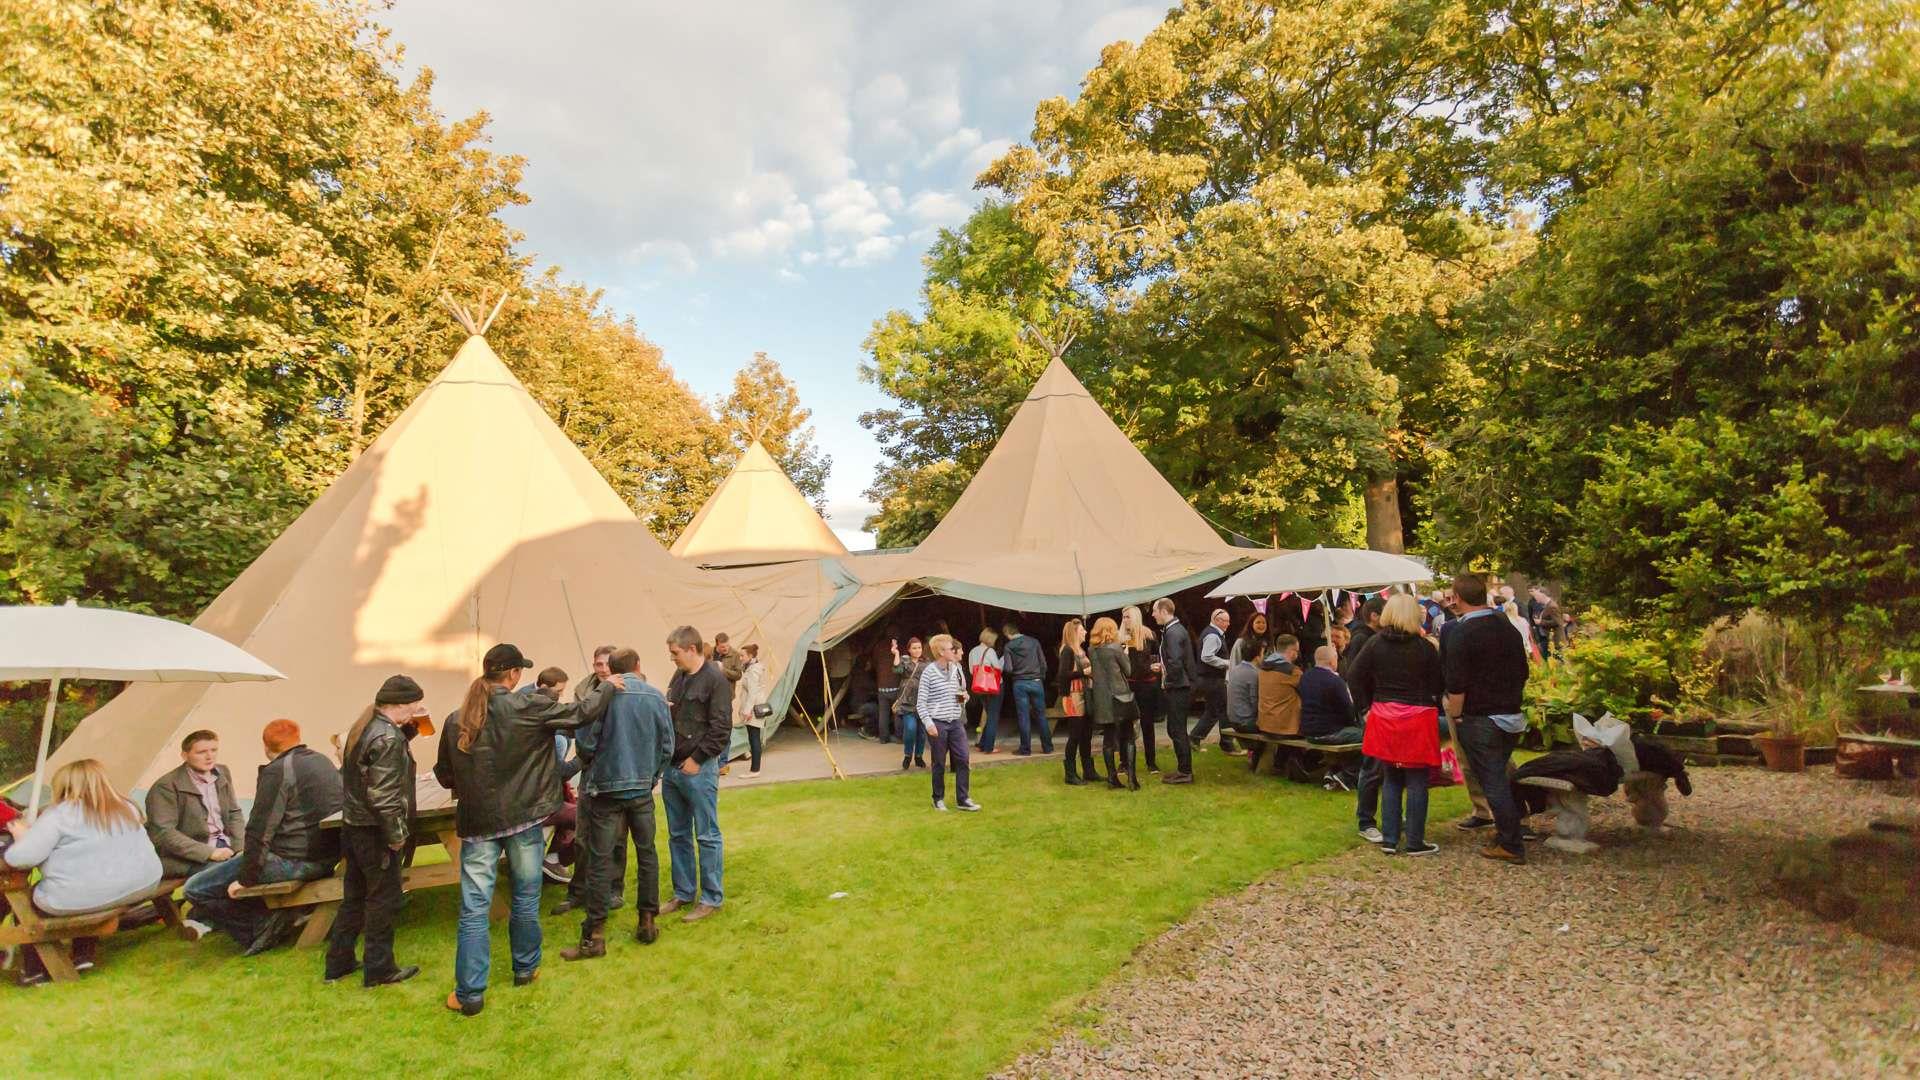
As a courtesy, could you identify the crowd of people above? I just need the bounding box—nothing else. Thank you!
[0,626,744,1009]
[1,575,1562,992]
[852,574,1546,862]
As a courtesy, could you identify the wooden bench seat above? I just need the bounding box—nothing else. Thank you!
[1235,730,1365,783]
[1518,770,1671,854]
[1,875,189,984]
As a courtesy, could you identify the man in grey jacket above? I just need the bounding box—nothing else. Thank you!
[145,730,246,879]
[1152,598,1197,783]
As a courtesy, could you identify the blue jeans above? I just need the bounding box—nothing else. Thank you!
[1380,765,1430,850]
[1455,716,1524,855]
[183,852,332,946]
[974,692,1002,751]
[663,757,723,907]
[1010,678,1050,753]
[454,826,545,1004]
[899,710,925,759]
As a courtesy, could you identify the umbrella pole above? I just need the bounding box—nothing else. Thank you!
[27,675,61,822]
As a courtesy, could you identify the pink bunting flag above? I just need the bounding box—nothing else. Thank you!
[1252,597,1267,615]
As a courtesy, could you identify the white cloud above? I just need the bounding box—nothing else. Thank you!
[376,0,1157,274]
[814,179,894,239]
[841,235,902,266]
[907,190,973,227]
[627,240,697,275]
[711,180,815,258]
[921,126,982,166]
[1080,6,1166,56]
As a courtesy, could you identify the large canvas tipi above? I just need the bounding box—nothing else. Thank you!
[819,357,1262,643]
[48,335,831,798]
[671,441,847,567]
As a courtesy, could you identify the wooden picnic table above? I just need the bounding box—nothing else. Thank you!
[236,803,497,948]
[0,868,188,983]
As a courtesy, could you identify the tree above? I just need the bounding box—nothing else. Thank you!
[0,0,523,615]
[718,353,831,509]
[978,0,1525,550]
[1428,0,1920,662]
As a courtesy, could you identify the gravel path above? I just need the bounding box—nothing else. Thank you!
[1000,767,1920,1079]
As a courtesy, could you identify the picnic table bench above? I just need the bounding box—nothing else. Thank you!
[1,869,189,983]
[1517,770,1672,854]
[233,803,502,948]
[1834,732,1920,780]
[1234,731,1365,783]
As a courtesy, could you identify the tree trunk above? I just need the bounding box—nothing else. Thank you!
[1363,473,1404,553]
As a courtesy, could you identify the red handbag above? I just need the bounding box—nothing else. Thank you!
[970,663,1001,695]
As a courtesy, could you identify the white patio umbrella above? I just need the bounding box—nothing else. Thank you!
[1206,545,1435,598]
[0,602,282,820]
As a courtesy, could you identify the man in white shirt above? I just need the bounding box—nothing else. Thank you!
[918,635,982,812]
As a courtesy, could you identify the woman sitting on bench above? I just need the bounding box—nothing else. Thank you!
[4,759,163,984]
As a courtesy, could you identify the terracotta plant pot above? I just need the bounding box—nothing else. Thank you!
[1755,734,1807,773]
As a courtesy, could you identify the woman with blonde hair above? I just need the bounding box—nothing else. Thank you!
[3,759,163,983]
[1345,594,1444,856]
[1057,618,1097,784]
[969,627,1005,753]
[1119,606,1162,773]
[1088,617,1137,790]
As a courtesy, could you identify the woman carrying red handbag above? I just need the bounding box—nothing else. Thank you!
[968,628,1005,753]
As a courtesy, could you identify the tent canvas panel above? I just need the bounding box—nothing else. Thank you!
[47,337,827,798]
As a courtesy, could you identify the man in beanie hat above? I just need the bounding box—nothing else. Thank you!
[433,643,617,1016]
[326,674,429,987]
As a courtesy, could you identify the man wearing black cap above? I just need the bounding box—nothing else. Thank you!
[327,674,429,988]
[433,643,616,1017]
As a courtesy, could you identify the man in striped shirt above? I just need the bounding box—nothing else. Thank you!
[917,635,982,812]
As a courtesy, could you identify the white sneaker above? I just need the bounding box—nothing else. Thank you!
[747,769,761,778]
[181,918,213,942]
[933,799,948,811]
[1358,827,1386,845]
[956,799,982,812]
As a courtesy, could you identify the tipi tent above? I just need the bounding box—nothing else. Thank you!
[47,336,832,798]
[672,441,847,567]
[817,358,1264,644]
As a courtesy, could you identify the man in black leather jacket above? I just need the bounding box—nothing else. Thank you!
[326,674,429,987]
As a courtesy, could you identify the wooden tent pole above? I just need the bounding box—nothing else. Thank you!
[814,648,847,780]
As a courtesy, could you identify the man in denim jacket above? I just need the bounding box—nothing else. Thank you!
[562,647,675,959]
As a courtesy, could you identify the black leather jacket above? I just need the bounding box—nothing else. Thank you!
[239,745,343,886]
[433,680,614,839]
[341,714,417,849]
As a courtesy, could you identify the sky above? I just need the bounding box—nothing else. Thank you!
[375,0,1170,548]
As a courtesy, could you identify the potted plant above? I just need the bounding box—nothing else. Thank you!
[1754,703,1807,772]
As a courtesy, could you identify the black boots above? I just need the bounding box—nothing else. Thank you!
[1102,746,1125,789]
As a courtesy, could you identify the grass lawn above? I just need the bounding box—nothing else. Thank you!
[11,750,1464,1078]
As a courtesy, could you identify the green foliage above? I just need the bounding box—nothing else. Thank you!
[974,0,1535,549]
[1428,0,1920,663]
[1,0,783,607]
[858,203,1066,544]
